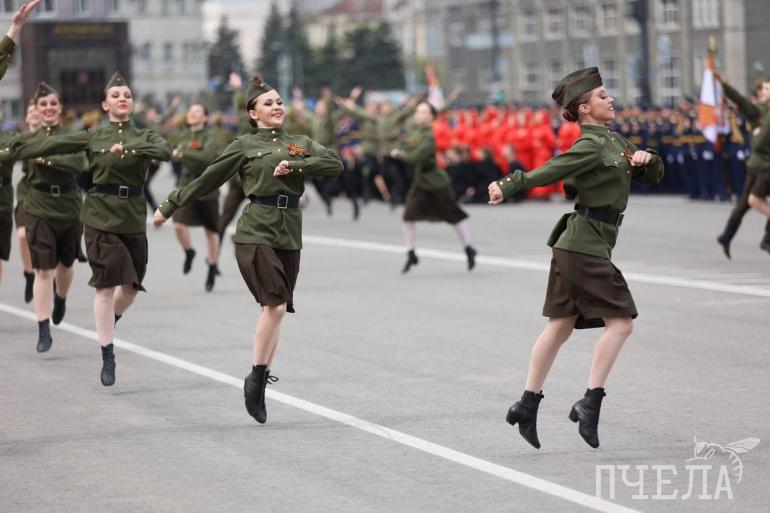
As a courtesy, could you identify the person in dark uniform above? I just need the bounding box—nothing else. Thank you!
[170,103,226,291]
[1,72,172,386]
[13,101,39,303]
[4,83,88,352]
[0,0,40,82]
[488,68,664,449]
[716,74,770,257]
[390,101,477,273]
[154,75,343,424]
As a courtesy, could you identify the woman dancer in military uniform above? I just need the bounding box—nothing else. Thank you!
[154,75,342,423]
[488,68,664,449]
[5,83,88,352]
[390,101,476,273]
[2,72,171,386]
[16,101,41,303]
[170,103,225,291]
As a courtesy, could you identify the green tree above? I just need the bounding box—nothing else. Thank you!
[309,34,341,96]
[256,2,282,81]
[339,22,404,92]
[208,16,245,110]
[286,2,315,90]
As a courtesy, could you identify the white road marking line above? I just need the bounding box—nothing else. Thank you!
[0,302,639,513]
[302,235,770,299]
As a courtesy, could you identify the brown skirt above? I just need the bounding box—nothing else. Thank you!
[172,198,220,232]
[25,213,84,270]
[14,202,26,228]
[543,248,637,329]
[235,243,300,313]
[0,211,11,261]
[403,185,468,224]
[83,226,148,291]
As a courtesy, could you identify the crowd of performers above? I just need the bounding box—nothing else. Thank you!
[2,1,769,450]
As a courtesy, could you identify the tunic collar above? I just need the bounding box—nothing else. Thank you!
[579,123,613,135]
[109,119,133,130]
[253,126,286,142]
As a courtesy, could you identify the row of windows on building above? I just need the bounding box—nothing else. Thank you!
[0,0,198,16]
[135,40,205,64]
[443,0,721,46]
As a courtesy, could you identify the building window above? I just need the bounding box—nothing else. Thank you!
[598,2,618,34]
[602,58,619,96]
[176,0,185,15]
[544,8,564,38]
[74,0,89,14]
[2,0,14,13]
[137,0,146,14]
[659,52,681,105]
[521,61,540,90]
[571,5,591,36]
[160,0,169,15]
[139,42,151,61]
[657,0,679,28]
[449,20,464,47]
[520,10,537,40]
[163,42,173,63]
[109,0,119,12]
[693,0,719,28]
[549,59,562,90]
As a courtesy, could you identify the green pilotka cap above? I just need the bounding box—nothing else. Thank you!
[104,71,129,91]
[245,73,274,107]
[551,67,603,107]
[33,81,59,101]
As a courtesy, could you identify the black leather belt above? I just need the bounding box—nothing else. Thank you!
[32,182,77,197]
[575,204,624,227]
[249,194,300,209]
[92,184,144,198]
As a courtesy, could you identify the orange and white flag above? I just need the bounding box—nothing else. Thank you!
[697,53,729,144]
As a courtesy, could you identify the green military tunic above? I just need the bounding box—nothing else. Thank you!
[722,82,770,171]
[159,127,342,249]
[340,103,415,158]
[0,131,16,213]
[16,159,31,215]
[0,35,15,81]
[174,127,225,202]
[393,125,450,190]
[497,124,664,259]
[18,125,87,221]
[1,120,172,233]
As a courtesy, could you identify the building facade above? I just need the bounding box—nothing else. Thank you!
[0,0,206,119]
[383,0,769,106]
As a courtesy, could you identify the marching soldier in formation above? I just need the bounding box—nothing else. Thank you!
[16,101,41,303]
[154,75,342,424]
[2,72,172,386]
[488,68,663,449]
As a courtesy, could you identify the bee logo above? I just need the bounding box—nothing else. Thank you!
[686,436,760,484]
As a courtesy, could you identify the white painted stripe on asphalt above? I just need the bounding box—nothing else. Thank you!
[0,302,639,513]
[301,234,770,298]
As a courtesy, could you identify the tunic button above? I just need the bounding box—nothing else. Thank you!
[101,149,106,153]
[257,152,261,156]
[272,138,277,142]
[506,177,511,181]
[498,181,503,185]
[614,161,618,165]
[132,150,136,154]
[118,130,123,134]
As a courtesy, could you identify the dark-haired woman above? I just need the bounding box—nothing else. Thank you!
[391,101,476,273]
[8,83,88,352]
[1,72,172,386]
[16,101,41,303]
[170,103,225,291]
[488,68,664,449]
[154,76,342,424]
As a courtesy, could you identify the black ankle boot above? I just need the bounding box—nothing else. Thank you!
[569,387,606,448]
[465,245,477,271]
[760,220,770,254]
[402,250,419,274]
[244,365,269,423]
[100,344,116,387]
[506,390,544,449]
[24,271,34,303]
[183,248,196,274]
[36,319,52,353]
[52,294,67,325]
[352,199,360,221]
[205,262,220,292]
[717,218,741,259]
